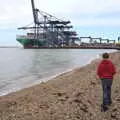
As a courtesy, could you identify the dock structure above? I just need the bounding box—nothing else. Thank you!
[118,37,120,42]
[108,40,116,44]
[91,37,102,43]
[78,36,120,50]
[16,0,120,50]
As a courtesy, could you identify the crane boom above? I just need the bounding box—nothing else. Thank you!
[31,0,39,24]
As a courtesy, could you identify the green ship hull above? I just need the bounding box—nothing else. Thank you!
[16,37,47,48]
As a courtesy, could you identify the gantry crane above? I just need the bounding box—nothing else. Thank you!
[17,0,79,47]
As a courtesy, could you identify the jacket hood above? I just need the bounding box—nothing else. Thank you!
[101,59,111,64]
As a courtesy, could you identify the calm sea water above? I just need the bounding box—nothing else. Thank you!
[0,48,116,96]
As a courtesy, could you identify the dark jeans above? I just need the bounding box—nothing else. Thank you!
[101,78,113,106]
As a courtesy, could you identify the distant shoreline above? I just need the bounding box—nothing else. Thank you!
[0,46,21,48]
[0,46,119,50]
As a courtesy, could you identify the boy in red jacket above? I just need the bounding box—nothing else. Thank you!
[97,53,116,112]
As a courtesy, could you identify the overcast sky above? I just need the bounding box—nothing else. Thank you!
[0,0,120,45]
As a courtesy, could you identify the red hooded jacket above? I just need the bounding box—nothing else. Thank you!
[97,59,116,79]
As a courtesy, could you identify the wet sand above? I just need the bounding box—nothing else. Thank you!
[0,51,120,120]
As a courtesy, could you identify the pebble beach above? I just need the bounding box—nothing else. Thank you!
[0,51,120,120]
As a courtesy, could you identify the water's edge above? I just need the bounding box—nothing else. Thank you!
[0,49,117,96]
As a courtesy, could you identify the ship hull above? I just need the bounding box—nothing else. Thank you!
[16,37,47,48]
[16,38,120,50]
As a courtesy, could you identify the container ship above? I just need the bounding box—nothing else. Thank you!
[16,0,80,49]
